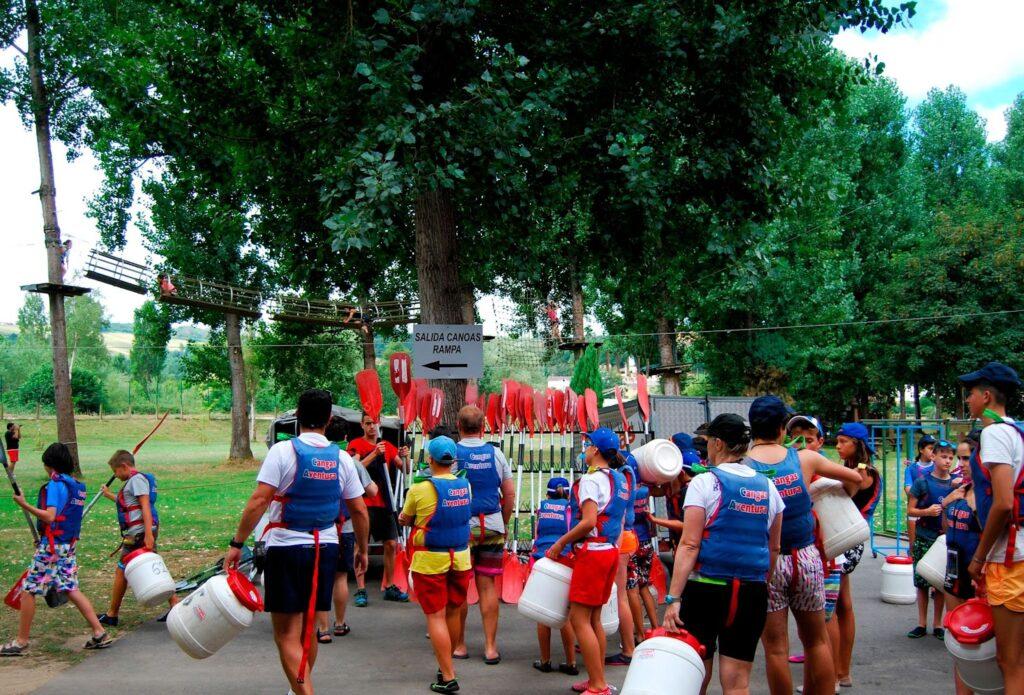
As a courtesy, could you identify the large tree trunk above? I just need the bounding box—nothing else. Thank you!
[361,324,376,371]
[225,312,254,460]
[415,189,465,427]
[913,383,922,420]
[570,267,585,342]
[657,313,680,396]
[26,0,79,474]
[461,285,476,325]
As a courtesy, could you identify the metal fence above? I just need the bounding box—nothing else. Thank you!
[649,395,758,439]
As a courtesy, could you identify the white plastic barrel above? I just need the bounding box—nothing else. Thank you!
[602,582,619,635]
[621,629,707,695]
[123,549,176,607]
[944,599,1004,694]
[167,571,264,659]
[916,534,948,593]
[880,555,916,604]
[517,558,572,629]
[809,477,870,559]
[632,439,683,485]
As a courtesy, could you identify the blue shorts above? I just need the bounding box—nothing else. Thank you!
[264,544,339,614]
[337,532,356,575]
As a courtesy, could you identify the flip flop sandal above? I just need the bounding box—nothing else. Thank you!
[483,653,501,665]
[452,652,470,660]
[572,680,591,693]
[532,660,553,672]
[317,630,333,644]
[333,623,350,637]
[84,632,113,650]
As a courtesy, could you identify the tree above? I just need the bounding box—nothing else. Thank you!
[65,294,110,373]
[17,294,49,343]
[19,364,106,413]
[130,301,171,400]
[569,344,603,400]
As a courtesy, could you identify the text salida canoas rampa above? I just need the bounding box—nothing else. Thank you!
[416,330,482,355]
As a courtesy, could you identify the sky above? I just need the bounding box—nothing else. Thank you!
[2,0,1023,328]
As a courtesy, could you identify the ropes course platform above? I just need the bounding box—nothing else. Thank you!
[85,249,151,294]
[159,275,263,319]
[270,295,419,329]
[21,282,91,297]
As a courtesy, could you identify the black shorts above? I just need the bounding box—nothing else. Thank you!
[368,507,399,542]
[264,544,340,614]
[337,532,355,575]
[679,579,769,662]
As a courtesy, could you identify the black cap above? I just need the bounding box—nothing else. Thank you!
[749,395,794,429]
[705,414,751,447]
[958,362,1022,391]
[917,434,937,451]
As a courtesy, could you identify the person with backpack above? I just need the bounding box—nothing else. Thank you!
[2,443,111,656]
[960,362,1024,693]
[97,450,178,625]
[529,476,578,677]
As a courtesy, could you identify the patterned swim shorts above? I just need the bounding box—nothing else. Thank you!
[627,540,655,589]
[23,542,79,595]
[470,531,505,577]
[768,545,825,613]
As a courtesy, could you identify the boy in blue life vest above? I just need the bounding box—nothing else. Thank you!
[960,362,1024,693]
[905,435,937,548]
[97,449,178,625]
[907,439,957,639]
[2,443,112,656]
[399,436,473,694]
[530,476,578,677]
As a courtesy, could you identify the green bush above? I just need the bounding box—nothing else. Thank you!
[17,365,107,413]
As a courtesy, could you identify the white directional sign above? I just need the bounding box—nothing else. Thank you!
[412,324,484,379]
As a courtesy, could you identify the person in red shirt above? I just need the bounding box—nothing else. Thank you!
[348,412,409,605]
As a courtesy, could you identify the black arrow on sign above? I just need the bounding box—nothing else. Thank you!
[424,361,468,371]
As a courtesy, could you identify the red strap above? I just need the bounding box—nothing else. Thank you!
[476,513,487,541]
[724,578,741,628]
[789,549,801,594]
[296,528,320,684]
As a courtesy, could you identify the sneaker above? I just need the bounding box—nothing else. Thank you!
[84,632,113,650]
[604,652,632,666]
[97,613,119,627]
[383,585,410,602]
[906,626,927,639]
[354,589,368,607]
[933,627,945,640]
[430,677,460,693]
[0,640,28,657]
[558,663,580,676]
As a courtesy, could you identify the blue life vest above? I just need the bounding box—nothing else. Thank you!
[632,485,652,542]
[532,498,572,560]
[914,474,956,534]
[273,439,343,533]
[570,468,629,546]
[116,470,159,532]
[457,443,502,517]
[944,493,981,563]
[620,455,637,529]
[37,474,86,547]
[970,422,1024,566]
[748,448,815,552]
[422,476,472,552]
[697,468,771,582]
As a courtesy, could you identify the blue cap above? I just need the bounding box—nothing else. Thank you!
[787,415,824,438]
[681,449,702,472]
[426,436,458,463]
[958,362,1022,391]
[547,477,570,493]
[837,422,875,455]
[671,432,694,453]
[749,395,794,430]
[584,427,620,452]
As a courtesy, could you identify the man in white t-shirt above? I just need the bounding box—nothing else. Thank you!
[225,389,369,695]
[960,362,1024,693]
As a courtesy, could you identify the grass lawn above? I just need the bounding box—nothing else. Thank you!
[0,417,266,667]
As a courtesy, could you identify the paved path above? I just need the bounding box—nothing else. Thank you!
[34,555,954,694]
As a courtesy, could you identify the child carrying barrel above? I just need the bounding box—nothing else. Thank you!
[530,476,578,676]
[97,450,178,625]
[2,443,112,655]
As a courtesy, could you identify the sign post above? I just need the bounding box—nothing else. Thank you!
[413,324,484,380]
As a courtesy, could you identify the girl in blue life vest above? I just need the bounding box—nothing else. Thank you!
[663,413,783,695]
[530,476,579,677]
[545,428,628,695]
[2,443,111,656]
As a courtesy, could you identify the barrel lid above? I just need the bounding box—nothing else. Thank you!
[122,548,152,566]
[643,627,707,658]
[885,555,913,565]
[943,598,994,644]
[226,570,264,612]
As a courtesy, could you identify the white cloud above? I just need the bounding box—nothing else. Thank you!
[834,0,1024,103]
[977,103,1011,142]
